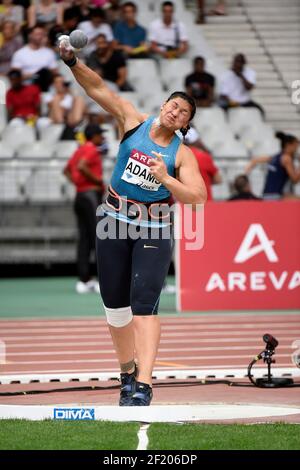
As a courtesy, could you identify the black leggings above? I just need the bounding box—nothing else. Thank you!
[96,214,172,315]
[74,191,102,282]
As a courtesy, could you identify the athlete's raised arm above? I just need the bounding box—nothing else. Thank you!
[59,42,145,137]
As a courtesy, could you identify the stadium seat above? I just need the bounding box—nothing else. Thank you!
[192,107,227,133]
[54,141,79,159]
[228,108,263,136]
[213,139,249,158]
[17,142,55,159]
[199,122,235,150]
[134,79,164,108]
[142,91,168,114]
[127,59,158,84]
[239,123,275,151]
[26,168,65,202]
[39,123,64,143]
[250,138,281,157]
[0,142,15,159]
[1,124,36,151]
[0,166,31,201]
[159,59,191,91]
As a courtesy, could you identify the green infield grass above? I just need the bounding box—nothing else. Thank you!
[0,421,299,450]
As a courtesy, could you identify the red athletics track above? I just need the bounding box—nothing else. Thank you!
[0,313,300,423]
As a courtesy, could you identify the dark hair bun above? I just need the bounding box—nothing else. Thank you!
[275,131,286,140]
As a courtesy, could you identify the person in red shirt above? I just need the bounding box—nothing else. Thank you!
[64,124,105,293]
[6,69,40,122]
[184,127,222,200]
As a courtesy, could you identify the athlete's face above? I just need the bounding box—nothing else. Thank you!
[289,139,299,157]
[159,97,192,131]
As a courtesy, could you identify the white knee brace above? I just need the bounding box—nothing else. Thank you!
[104,305,133,328]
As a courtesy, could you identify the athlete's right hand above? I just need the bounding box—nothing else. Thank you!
[58,36,75,62]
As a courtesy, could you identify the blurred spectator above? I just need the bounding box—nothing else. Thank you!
[246,132,300,200]
[63,124,105,294]
[113,2,148,59]
[27,0,64,30]
[184,127,222,201]
[6,69,40,124]
[48,7,81,49]
[11,25,58,91]
[15,1,30,7]
[78,7,113,57]
[149,1,188,59]
[73,0,92,23]
[0,0,24,33]
[86,33,133,91]
[211,1,227,15]
[196,1,227,23]
[219,53,265,118]
[185,56,215,107]
[228,174,261,201]
[104,0,121,26]
[0,20,23,76]
[39,74,86,136]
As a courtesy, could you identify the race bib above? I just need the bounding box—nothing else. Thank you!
[121,149,161,191]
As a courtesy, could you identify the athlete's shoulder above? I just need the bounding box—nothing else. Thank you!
[179,143,196,157]
[175,143,196,167]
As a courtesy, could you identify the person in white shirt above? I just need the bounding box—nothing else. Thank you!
[219,53,265,117]
[11,25,58,91]
[78,7,114,58]
[43,74,86,126]
[149,1,188,59]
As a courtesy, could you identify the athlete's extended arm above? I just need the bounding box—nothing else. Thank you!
[59,43,143,135]
[245,155,271,173]
[150,146,207,205]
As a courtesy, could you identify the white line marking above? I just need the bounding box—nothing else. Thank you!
[5,337,297,348]
[1,365,295,377]
[1,324,299,334]
[0,404,299,422]
[2,330,299,341]
[5,345,296,357]
[137,424,150,450]
[0,313,298,322]
[0,368,299,384]
[2,353,294,365]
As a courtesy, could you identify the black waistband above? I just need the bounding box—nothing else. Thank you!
[106,193,170,209]
[105,191,172,223]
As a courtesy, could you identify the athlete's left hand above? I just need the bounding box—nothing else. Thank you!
[149,151,168,183]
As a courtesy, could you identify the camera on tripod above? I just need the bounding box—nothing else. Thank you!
[248,333,294,388]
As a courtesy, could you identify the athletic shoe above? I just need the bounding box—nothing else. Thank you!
[76,281,90,294]
[162,284,176,294]
[128,381,153,406]
[119,364,138,406]
[76,280,99,294]
[86,279,100,293]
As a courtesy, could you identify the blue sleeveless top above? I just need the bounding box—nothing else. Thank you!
[263,152,289,196]
[110,116,181,202]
